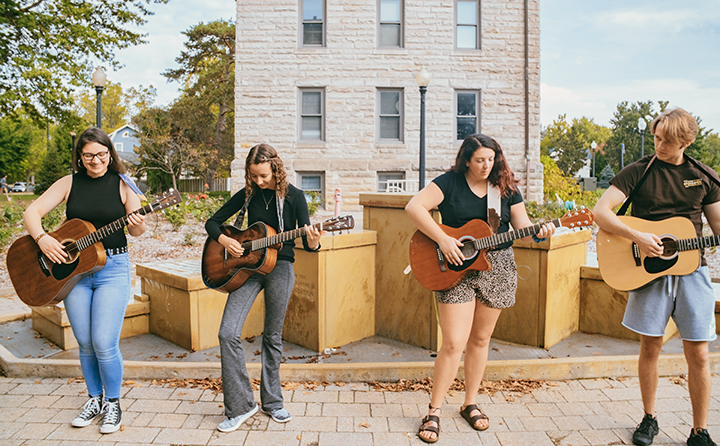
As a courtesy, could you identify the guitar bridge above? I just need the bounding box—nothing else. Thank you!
[631,243,641,267]
[435,246,447,272]
[37,252,51,277]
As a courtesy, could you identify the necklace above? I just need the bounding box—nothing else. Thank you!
[261,189,274,210]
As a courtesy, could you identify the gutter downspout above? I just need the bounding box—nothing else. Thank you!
[524,0,531,199]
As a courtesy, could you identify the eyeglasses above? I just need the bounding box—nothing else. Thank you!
[81,151,110,162]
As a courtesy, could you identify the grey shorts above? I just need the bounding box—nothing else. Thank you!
[623,266,718,341]
[435,247,517,308]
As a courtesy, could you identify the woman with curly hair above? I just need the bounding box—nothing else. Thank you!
[205,143,324,432]
[405,133,555,443]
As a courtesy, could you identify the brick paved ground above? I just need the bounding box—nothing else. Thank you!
[0,374,718,445]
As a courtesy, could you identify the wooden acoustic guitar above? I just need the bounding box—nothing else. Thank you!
[201,215,355,293]
[6,189,182,306]
[596,215,716,291]
[409,209,594,291]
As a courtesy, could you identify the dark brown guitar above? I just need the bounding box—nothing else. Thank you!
[201,215,355,293]
[6,190,182,306]
[408,209,594,291]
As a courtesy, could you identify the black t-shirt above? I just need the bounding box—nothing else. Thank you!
[432,170,523,250]
[66,171,127,250]
[205,184,314,263]
[611,155,720,265]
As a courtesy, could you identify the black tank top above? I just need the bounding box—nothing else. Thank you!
[66,171,127,250]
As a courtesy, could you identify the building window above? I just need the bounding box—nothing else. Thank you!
[301,0,324,46]
[299,88,324,142]
[377,88,403,141]
[378,0,403,48]
[378,172,405,192]
[455,0,479,49]
[115,142,124,152]
[298,171,325,204]
[455,90,480,141]
[122,131,129,137]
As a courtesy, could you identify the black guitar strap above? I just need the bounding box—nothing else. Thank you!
[685,155,720,189]
[616,155,657,216]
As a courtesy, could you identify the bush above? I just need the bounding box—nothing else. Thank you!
[306,191,324,217]
[0,202,25,249]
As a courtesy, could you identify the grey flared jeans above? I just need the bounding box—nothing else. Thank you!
[218,260,295,418]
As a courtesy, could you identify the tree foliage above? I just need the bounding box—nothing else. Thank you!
[604,101,666,173]
[598,164,615,189]
[0,0,167,123]
[0,116,33,180]
[73,81,156,132]
[541,115,611,177]
[161,19,235,183]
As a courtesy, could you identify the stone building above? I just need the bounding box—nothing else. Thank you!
[234,0,542,210]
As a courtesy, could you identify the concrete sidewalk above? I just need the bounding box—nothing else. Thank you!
[1,374,718,445]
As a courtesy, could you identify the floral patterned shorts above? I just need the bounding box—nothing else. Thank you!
[434,247,517,309]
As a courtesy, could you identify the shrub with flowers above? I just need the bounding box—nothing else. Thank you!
[163,192,230,231]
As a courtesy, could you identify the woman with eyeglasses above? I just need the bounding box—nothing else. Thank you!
[22,127,146,434]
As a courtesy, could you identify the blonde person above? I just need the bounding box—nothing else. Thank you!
[594,109,718,446]
[406,133,555,443]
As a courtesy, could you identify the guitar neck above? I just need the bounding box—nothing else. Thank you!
[677,234,720,252]
[69,203,155,253]
[250,221,325,251]
[474,218,562,250]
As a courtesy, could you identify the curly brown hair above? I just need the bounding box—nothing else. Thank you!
[244,143,288,198]
[451,133,518,197]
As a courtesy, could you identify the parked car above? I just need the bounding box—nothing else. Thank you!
[11,182,26,192]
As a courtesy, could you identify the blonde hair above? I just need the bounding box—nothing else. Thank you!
[651,108,698,147]
[243,143,288,198]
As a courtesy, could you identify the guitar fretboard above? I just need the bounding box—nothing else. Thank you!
[66,202,157,255]
[673,234,720,252]
[473,218,562,250]
[250,221,325,251]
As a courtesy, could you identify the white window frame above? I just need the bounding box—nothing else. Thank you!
[377,0,403,48]
[115,142,124,152]
[298,88,325,142]
[455,90,481,142]
[122,131,129,137]
[297,171,325,204]
[455,0,481,50]
[376,88,404,142]
[300,0,325,47]
[377,171,405,192]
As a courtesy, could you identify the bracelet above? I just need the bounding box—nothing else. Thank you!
[532,234,547,243]
[310,243,321,252]
[35,233,47,243]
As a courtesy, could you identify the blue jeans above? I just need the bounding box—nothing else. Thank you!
[64,251,130,399]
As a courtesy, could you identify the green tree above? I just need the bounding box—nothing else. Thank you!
[163,20,235,184]
[705,133,720,173]
[605,101,667,172]
[0,0,167,123]
[598,164,615,189]
[541,115,611,177]
[0,116,34,181]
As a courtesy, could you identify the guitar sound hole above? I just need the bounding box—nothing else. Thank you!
[659,236,679,259]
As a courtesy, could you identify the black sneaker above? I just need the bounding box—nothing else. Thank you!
[688,428,717,446]
[100,399,122,434]
[71,395,105,427]
[632,413,659,446]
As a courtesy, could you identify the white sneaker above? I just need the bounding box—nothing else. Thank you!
[217,404,259,432]
[71,395,105,427]
[100,399,122,434]
[260,406,292,423]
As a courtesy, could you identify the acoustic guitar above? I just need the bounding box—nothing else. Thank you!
[6,189,182,307]
[201,215,355,293]
[596,215,715,291]
[409,209,594,291]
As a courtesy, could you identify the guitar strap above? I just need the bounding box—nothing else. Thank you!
[232,189,285,232]
[119,173,147,202]
[487,183,502,234]
[616,155,657,216]
[684,155,720,189]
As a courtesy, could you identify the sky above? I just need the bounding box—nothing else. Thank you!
[110,1,720,134]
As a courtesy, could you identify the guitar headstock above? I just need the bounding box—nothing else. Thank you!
[152,188,183,212]
[322,215,355,232]
[559,208,594,229]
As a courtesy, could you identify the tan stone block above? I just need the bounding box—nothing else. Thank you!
[153,427,214,445]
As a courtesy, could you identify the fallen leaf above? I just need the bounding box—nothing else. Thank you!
[297,434,302,441]
[359,422,370,428]
[124,381,136,385]
[120,425,125,431]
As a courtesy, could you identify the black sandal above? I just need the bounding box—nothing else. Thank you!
[418,405,441,443]
[460,404,489,431]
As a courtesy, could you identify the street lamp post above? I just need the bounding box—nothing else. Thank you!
[91,67,107,129]
[416,66,431,190]
[621,143,625,168]
[638,117,647,158]
[591,140,597,177]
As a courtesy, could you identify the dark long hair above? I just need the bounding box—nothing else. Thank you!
[244,143,288,198]
[451,133,518,197]
[73,127,125,175]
